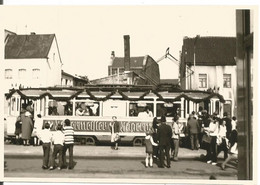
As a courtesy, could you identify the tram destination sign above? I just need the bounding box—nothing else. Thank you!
[43,119,153,133]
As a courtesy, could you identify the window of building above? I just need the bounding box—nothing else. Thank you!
[199,74,207,88]
[5,69,12,79]
[112,68,118,75]
[119,68,124,74]
[223,74,231,88]
[32,68,40,79]
[18,69,26,79]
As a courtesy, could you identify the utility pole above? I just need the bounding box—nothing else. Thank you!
[193,35,200,90]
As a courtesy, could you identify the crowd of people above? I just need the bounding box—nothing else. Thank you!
[143,110,238,170]
[13,100,237,171]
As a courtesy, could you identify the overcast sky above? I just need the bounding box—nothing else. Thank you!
[2,6,237,80]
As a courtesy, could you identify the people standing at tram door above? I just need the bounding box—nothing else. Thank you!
[21,111,33,146]
[157,116,172,168]
[26,101,34,116]
[171,116,180,161]
[109,116,120,150]
[144,128,158,168]
[187,114,200,150]
[62,119,74,169]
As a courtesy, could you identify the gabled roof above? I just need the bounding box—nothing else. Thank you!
[111,56,145,68]
[182,36,236,66]
[5,34,55,59]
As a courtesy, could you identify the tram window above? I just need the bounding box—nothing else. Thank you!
[156,102,181,117]
[48,100,73,116]
[75,101,100,116]
[129,102,154,117]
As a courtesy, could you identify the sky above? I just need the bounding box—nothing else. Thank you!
[1,6,237,80]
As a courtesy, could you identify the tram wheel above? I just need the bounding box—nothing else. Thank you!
[85,137,96,146]
[133,137,143,146]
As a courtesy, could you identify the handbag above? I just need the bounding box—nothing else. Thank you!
[114,133,121,142]
[202,134,212,143]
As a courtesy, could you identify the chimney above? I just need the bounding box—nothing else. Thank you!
[109,51,115,65]
[124,35,130,72]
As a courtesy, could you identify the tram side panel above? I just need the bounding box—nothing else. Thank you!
[42,117,153,146]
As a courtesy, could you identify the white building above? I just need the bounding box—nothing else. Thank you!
[180,36,237,117]
[4,32,63,92]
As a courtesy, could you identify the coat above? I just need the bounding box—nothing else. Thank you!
[157,123,172,146]
[21,116,33,140]
[187,117,200,134]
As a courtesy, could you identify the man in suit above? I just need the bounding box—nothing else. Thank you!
[157,116,172,168]
[187,114,200,150]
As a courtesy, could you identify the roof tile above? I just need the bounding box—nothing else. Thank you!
[5,34,55,59]
[182,37,236,66]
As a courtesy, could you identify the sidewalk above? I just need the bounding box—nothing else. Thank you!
[4,143,211,160]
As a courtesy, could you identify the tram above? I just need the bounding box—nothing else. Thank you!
[4,85,225,146]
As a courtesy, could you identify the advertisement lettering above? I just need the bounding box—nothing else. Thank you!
[43,119,152,133]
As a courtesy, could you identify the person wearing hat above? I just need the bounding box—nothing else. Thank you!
[21,111,33,146]
[157,116,172,168]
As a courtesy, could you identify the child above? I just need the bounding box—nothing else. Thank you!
[144,128,158,168]
[49,124,65,170]
[14,116,22,145]
[38,122,52,169]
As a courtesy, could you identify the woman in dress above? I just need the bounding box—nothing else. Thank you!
[21,111,33,146]
[144,128,158,168]
[109,116,120,150]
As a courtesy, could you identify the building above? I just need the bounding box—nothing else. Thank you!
[179,36,237,116]
[61,70,89,87]
[4,32,63,92]
[92,35,160,86]
[106,54,160,86]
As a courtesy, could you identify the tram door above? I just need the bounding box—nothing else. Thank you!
[102,100,127,117]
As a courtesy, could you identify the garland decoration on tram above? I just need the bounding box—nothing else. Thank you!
[86,89,117,101]
[5,88,225,103]
[68,89,84,101]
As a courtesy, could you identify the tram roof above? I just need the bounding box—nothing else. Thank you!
[6,86,225,103]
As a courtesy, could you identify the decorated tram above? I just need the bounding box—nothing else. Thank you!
[4,85,225,146]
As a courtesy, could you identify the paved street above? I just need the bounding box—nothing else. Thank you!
[4,143,238,180]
